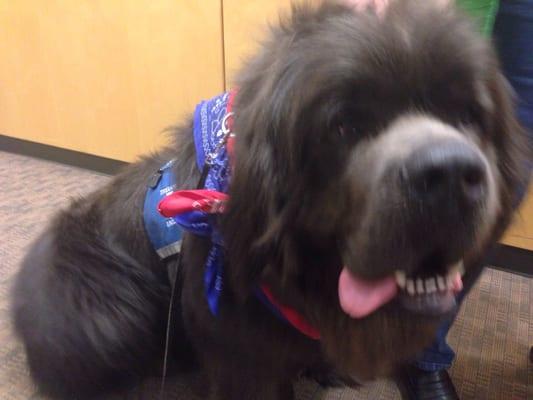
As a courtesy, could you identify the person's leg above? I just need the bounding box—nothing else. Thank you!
[396,265,483,400]
[412,287,471,371]
[412,255,494,372]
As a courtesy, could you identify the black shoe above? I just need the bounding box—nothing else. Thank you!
[395,368,460,400]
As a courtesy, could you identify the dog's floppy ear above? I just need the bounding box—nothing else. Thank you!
[221,85,297,299]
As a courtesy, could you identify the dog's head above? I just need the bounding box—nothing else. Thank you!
[223,0,529,380]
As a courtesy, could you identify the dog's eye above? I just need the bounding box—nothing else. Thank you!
[338,119,374,142]
[338,122,357,137]
[456,103,484,128]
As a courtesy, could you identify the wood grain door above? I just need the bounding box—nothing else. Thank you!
[222,0,295,86]
[0,0,224,161]
[502,189,533,250]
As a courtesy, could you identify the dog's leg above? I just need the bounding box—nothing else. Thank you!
[303,362,360,388]
[205,361,295,400]
[180,236,299,400]
[11,228,170,399]
[187,334,295,400]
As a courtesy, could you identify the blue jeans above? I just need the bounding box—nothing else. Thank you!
[415,0,533,372]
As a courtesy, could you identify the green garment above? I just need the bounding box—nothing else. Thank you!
[456,0,499,35]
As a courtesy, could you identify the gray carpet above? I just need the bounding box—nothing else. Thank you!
[0,150,531,399]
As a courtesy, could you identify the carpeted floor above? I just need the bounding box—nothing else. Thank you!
[0,150,531,399]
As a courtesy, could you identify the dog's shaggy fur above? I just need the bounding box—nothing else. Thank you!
[12,1,529,399]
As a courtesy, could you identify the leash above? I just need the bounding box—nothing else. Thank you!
[159,113,234,398]
[159,250,182,399]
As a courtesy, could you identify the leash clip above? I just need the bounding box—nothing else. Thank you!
[205,112,235,166]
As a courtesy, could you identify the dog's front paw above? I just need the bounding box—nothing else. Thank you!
[302,365,359,388]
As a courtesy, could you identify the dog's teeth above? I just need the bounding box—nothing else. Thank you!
[425,278,437,293]
[446,274,456,290]
[406,279,415,296]
[458,261,465,276]
[436,275,446,291]
[395,271,406,289]
[416,278,425,294]
[449,260,465,276]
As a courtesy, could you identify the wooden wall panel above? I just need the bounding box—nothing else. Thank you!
[502,188,533,250]
[0,1,224,161]
[222,0,294,86]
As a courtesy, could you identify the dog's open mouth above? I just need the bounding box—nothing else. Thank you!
[338,261,464,319]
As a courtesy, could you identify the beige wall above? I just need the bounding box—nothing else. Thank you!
[502,188,533,250]
[223,0,292,85]
[0,1,224,161]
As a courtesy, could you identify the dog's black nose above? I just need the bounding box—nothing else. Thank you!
[403,142,487,206]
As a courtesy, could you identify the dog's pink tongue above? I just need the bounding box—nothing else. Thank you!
[338,267,398,318]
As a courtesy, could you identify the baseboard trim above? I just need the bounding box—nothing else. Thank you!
[0,134,127,175]
[487,244,533,277]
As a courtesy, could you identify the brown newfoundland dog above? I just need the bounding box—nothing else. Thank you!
[12,1,528,399]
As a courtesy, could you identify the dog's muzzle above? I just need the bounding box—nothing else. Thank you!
[340,116,498,319]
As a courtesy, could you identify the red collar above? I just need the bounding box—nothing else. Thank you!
[260,285,321,340]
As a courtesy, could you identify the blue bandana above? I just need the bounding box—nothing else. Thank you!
[144,92,232,316]
[182,91,233,315]
[144,92,321,339]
